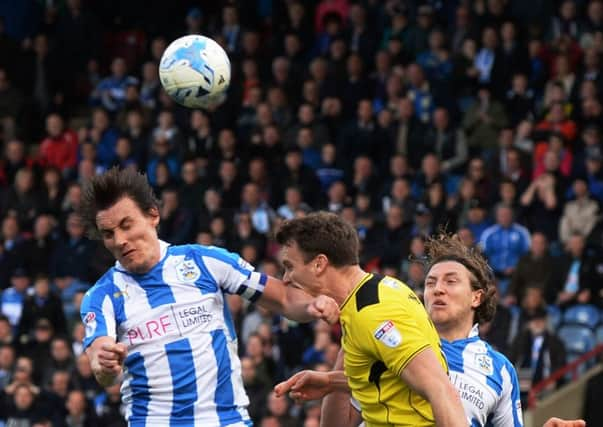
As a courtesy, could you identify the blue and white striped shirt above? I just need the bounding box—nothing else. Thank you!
[81,241,266,426]
[443,325,523,427]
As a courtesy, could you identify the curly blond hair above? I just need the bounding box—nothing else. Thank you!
[424,233,497,324]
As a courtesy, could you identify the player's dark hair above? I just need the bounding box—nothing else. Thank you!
[275,211,359,267]
[424,233,497,324]
[79,167,159,238]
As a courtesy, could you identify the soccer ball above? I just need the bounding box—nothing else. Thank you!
[159,35,231,109]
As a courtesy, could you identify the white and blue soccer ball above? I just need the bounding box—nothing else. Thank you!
[159,35,231,109]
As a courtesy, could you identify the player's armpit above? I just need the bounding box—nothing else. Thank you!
[400,347,467,427]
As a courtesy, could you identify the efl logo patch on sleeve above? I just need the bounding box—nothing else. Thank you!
[373,320,402,348]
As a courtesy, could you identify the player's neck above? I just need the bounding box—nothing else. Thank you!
[329,265,368,306]
[436,319,474,342]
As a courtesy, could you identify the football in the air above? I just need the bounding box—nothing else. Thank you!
[159,35,231,109]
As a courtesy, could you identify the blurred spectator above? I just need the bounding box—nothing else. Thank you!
[90,57,138,113]
[4,356,38,395]
[509,307,566,398]
[505,73,536,126]
[0,268,30,330]
[480,204,531,295]
[301,322,333,366]
[554,233,599,308]
[424,107,468,174]
[50,212,94,283]
[38,114,78,177]
[0,139,33,187]
[63,389,99,427]
[158,188,194,245]
[19,318,53,384]
[463,83,509,155]
[559,177,599,244]
[0,215,26,286]
[178,159,206,213]
[3,167,42,232]
[80,108,120,169]
[17,275,66,339]
[519,170,563,242]
[508,232,556,306]
[265,391,296,427]
[0,382,44,426]
[240,183,276,235]
[0,343,15,389]
[39,167,65,219]
[93,383,125,427]
[279,148,321,208]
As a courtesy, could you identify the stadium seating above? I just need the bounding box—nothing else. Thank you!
[562,304,600,329]
[558,324,597,375]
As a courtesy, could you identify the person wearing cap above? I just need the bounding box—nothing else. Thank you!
[0,268,31,333]
[411,202,433,238]
[465,198,492,241]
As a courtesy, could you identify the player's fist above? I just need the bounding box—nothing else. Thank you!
[274,370,332,402]
[98,342,127,376]
[307,295,340,324]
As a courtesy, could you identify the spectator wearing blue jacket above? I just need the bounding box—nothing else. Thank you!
[480,203,531,296]
[89,57,139,112]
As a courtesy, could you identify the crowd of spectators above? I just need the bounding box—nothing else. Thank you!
[1,0,603,425]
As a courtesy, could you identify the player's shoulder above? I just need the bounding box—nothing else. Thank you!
[482,339,515,369]
[348,274,420,320]
[173,243,253,272]
[84,268,118,299]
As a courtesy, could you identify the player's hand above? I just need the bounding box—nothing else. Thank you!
[97,342,127,376]
[542,418,586,427]
[307,295,340,324]
[274,370,332,402]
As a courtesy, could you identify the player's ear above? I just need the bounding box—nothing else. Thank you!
[471,289,484,309]
[148,207,160,227]
[313,254,328,274]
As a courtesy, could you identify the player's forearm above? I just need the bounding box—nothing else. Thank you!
[427,381,467,427]
[327,370,350,393]
[321,391,361,427]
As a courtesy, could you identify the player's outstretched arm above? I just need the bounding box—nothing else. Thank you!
[542,418,586,427]
[274,369,349,401]
[86,336,127,387]
[258,276,340,323]
[400,347,467,427]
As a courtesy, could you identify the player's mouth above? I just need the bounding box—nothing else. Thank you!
[431,299,447,308]
[122,249,136,258]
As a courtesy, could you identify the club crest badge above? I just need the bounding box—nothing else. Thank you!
[176,259,201,282]
[373,320,402,348]
[475,353,494,376]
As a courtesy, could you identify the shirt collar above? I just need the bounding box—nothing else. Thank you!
[468,323,480,338]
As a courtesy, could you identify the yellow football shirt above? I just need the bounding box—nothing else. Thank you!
[340,273,447,427]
